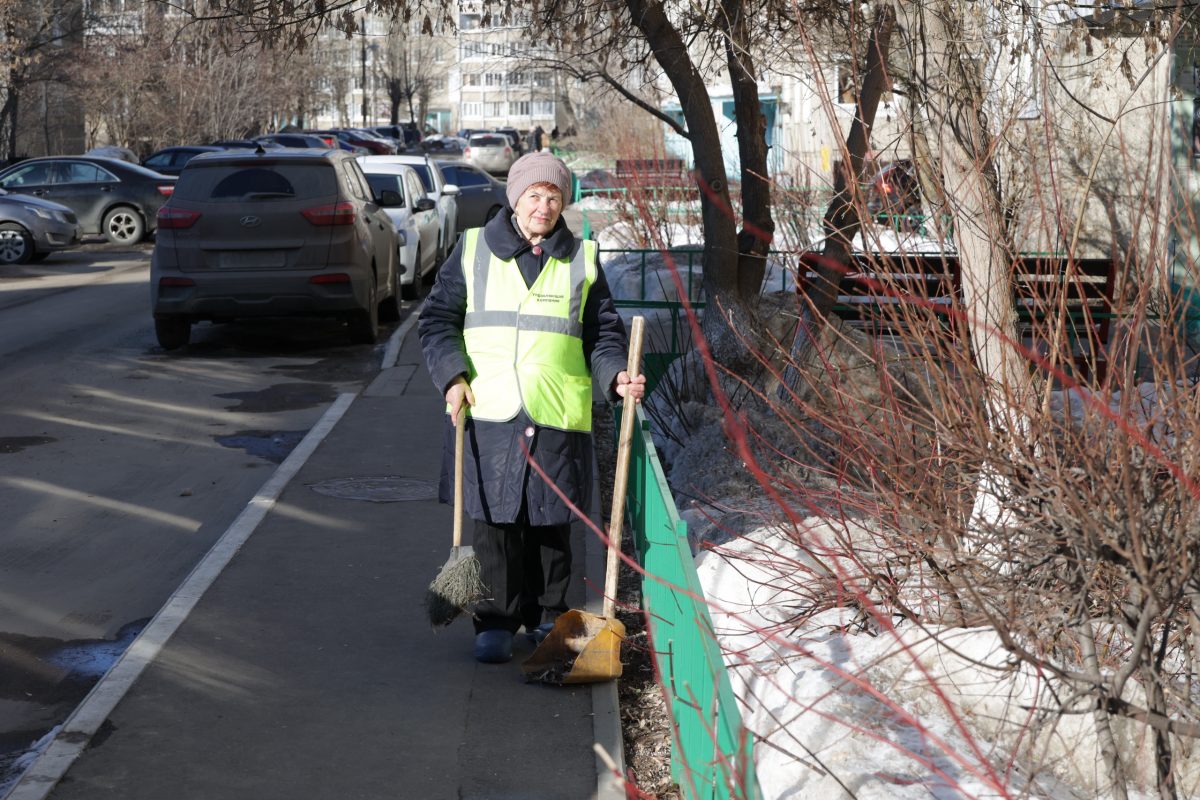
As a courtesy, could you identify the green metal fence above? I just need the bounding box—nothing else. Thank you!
[622,406,761,800]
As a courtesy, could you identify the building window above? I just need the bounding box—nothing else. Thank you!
[532,71,551,88]
[485,72,503,87]
[460,14,480,30]
[463,73,481,86]
[486,102,503,116]
[462,102,482,118]
[510,101,529,116]
[533,100,554,116]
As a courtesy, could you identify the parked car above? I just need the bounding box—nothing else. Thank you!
[305,131,369,154]
[492,127,524,156]
[0,189,81,264]
[84,145,139,164]
[151,148,401,350]
[434,160,507,234]
[0,156,175,245]
[210,139,284,150]
[255,133,332,149]
[421,136,467,155]
[464,133,516,176]
[359,161,440,299]
[372,123,422,149]
[338,129,397,155]
[358,154,459,264]
[142,145,225,177]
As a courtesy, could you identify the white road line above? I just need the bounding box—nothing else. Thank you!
[3,392,358,800]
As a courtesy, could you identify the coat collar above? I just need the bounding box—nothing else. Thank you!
[483,207,577,261]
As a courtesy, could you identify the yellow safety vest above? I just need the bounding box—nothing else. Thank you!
[459,228,597,431]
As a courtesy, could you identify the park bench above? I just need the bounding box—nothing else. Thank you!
[797,251,1118,383]
[613,157,691,188]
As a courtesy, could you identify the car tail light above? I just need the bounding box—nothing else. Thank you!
[463,147,471,159]
[157,185,175,197]
[504,146,512,156]
[157,206,201,229]
[310,273,351,285]
[301,201,356,226]
[159,276,196,287]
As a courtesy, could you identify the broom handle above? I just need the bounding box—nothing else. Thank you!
[453,410,465,549]
[604,316,644,620]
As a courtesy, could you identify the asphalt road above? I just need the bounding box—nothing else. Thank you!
[0,241,404,786]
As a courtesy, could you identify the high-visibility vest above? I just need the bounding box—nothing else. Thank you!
[458,228,597,431]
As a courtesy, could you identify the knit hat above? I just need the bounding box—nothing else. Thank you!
[506,151,572,209]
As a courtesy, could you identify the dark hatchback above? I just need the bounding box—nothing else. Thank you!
[142,145,225,177]
[0,156,175,244]
[435,160,507,233]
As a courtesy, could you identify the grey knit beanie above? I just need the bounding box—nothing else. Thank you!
[506,151,572,209]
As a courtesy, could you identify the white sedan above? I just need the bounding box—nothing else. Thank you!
[360,162,440,300]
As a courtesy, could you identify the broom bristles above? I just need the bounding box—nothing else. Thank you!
[425,551,486,628]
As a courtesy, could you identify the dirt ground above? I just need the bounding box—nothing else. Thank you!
[593,404,682,799]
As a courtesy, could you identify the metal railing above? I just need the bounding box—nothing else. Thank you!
[621,406,761,800]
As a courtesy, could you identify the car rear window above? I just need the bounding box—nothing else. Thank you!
[471,136,507,147]
[364,173,404,201]
[174,163,337,201]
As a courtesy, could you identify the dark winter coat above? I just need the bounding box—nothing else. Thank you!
[417,208,630,526]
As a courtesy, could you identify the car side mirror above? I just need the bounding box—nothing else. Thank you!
[379,189,404,207]
[415,197,436,212]
[441,183,460,196]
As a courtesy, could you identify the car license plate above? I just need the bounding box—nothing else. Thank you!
[219,250,286,269]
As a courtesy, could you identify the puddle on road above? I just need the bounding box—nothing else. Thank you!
[0,618,150,704]
[43,619,148,680]
[0,436,55,454]
[215,430,307,463]
[0,619,148,793]
[216,382,336,413]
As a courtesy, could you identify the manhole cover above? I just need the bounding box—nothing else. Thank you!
[309,476,438,502]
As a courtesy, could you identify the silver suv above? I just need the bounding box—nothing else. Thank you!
[151,148,401,350]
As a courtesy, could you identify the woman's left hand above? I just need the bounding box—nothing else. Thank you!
[614,371,647,403]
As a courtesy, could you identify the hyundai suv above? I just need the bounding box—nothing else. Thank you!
[151,148,401,350]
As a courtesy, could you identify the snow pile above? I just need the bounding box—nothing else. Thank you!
[693,519,1192,799]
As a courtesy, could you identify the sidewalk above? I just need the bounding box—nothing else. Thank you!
[6,318,623,800]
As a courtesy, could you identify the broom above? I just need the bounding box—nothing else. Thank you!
[425,410,485,627]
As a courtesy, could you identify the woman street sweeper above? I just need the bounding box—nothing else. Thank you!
[418,151,645,664]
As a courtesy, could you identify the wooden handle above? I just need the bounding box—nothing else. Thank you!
[604,316,644,619]
[452,411,465,548]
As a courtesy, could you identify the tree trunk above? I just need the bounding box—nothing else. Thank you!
[779,5,894,398]
[623,0,745,366]
[914,0,1032,422]
[719,0,773,299]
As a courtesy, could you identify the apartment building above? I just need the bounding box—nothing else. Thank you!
[452,3,557,135]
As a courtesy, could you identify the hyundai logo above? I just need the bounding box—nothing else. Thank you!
[239,215,261,228]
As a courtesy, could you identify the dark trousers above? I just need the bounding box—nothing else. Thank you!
[471,515,572,634]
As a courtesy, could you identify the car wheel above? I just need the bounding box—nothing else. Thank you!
[349,276,380,344]
[155,316,190,350]
[401,248,421,300]
[103,206,145,245]
[0,223,33,265]
[380,261,402,322]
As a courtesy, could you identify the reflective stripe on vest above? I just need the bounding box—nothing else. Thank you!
[459,228,597,431]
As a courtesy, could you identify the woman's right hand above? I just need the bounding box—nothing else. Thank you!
[446,376,475,426]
